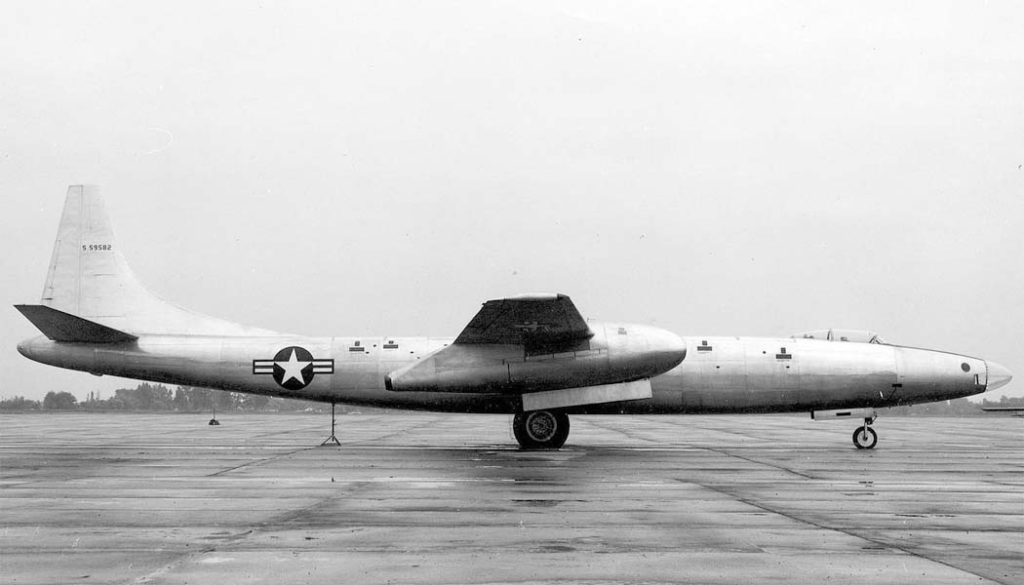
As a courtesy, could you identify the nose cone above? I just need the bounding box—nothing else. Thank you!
[986,361,1013,391]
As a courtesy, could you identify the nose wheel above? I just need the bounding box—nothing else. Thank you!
[512,410,570,450]
[852,417,877,449]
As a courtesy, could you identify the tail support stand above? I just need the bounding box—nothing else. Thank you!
[320,402,341,446]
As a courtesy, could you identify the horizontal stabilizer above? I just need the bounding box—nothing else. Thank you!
[15,304,138,343]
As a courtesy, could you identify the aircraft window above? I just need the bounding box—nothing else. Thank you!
[961,362,970,372]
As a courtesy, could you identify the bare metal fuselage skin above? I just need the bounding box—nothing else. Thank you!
[17,331,988,414]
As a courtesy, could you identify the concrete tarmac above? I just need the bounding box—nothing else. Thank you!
[1,413,1021,585]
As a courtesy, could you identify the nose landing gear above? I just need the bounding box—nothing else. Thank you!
[852,416,877,449]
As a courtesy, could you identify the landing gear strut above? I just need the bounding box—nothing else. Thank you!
[320,403,341,446]
[852,415,877,449]
[512,410,570,450]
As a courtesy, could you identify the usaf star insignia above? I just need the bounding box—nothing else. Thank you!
[253,346,334,390]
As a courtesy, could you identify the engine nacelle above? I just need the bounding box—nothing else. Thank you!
[386,322,685,394]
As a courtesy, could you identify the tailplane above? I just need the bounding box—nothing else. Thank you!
[22,185,276,336]
[14,305,137,343]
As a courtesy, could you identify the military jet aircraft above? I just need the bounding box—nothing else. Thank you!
[16,186,1013,450]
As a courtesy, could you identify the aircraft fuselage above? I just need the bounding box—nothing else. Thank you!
[17,332,987,414]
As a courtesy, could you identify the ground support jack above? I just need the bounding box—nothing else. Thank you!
[320,403,341,446]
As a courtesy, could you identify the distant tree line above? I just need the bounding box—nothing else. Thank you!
[0,383,346,413]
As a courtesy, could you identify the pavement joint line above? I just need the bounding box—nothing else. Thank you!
[660,415,873,442]
[341,415,447,447]
[126,545,219,585]
[204,416,446,476]
[248,423,327,438]
[580,418,661,444]
[693,445,818,479]
[583,417,818,479]
[199,415,415,474]
[659,417,797,440]
[686,481,1011,585]
[206,446,320,477]
[135,481,377,581]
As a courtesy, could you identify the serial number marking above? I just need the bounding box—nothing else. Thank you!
[82,244,112,251]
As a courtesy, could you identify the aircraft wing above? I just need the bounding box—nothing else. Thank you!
[454,294,593,352]
[387,294,682,399]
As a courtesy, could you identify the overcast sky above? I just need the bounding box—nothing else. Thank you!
[1,1,1021,402]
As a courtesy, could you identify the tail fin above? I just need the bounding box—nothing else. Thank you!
[41,185,157,324]
[25,185,275,336]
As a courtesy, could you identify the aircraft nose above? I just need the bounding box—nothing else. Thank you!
[986,361,1013,391]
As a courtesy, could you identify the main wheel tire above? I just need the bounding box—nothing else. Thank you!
[513,411,570,450]
[852,425,877,449]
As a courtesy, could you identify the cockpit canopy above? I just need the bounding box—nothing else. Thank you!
[793,329,887,344]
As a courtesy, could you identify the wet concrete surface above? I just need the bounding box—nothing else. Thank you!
[1,413,1021,584]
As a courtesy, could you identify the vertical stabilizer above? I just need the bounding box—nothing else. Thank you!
[35,186,276,336]
[43,185,143,320]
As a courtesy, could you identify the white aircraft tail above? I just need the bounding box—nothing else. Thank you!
[20,185,276,337]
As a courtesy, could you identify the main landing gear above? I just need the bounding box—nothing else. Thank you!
[852,415,878,449]
[512,410,570,450]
